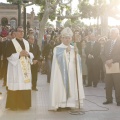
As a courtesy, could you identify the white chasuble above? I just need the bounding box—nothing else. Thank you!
[7,38,34,90]
[49,43,85,110]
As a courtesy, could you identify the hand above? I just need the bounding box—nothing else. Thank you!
[33,60,38,64]
[66,45,71,52]
[106,59,113,68]
[88,54,94,59]
[20,50,29,57]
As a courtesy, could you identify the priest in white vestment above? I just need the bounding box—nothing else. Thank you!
[6,26,34,110]
[49,27,85,111]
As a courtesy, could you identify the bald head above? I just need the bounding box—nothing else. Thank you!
[110,28,119,34]
[110,28,119,40]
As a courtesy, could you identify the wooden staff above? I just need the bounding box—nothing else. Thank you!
[74,42,80,110]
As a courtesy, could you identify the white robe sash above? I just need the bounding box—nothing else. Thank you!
[12,39,31,83]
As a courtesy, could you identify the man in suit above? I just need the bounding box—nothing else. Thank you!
[28,35,41,91]
[85,33,101,87]
[2,31,15,86]
[42,34,54,83]
[103,28,120,106]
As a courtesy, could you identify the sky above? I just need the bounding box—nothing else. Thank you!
[0,0,40,15]
[0,0,120,26]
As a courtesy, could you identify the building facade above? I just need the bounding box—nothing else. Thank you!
[0,3,39,29]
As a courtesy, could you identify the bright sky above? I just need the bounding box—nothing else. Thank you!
[0,0,40,15]
[0,0,120,26]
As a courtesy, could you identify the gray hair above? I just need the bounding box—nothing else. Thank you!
[110,28,119,34]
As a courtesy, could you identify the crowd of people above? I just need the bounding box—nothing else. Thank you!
[0,24,120,111]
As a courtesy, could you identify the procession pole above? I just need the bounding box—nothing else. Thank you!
[74,42,80,109]
[69,42,84,115]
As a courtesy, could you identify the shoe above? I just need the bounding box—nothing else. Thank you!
[20,107,30,110]
[32,88,38,91]
[93,85,97,87]
[85,85,92,87]
[117,103,120,106]
[10,108,17,111]
[103,101,113,104]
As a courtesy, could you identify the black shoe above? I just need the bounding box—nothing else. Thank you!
[32,88,38,91]
[10,108,17,111]
[103,101,113,105]
[117,103,120,106]
[93,85,97,87]
[85,85,92,87]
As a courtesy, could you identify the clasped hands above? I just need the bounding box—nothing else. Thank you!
[20,50,29,57]
[88,54,94,59]
[66,44,78,53]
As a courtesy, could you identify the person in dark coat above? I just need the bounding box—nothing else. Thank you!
[6,26,34,110]
[85,33,101,87]
[103,28,120,106]
[2,32,11,86]
[28,35,41,91]
[42,35,54,83]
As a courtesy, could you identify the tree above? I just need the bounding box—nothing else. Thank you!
[78,0,120,36]
[33,0,74,48]
[8,0,79,46]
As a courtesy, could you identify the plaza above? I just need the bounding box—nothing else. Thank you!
[0,73,120,120]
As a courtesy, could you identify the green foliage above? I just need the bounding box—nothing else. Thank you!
[34,0,45,6]
[7,0,22,4]
[49,13,56,21]
[78,1,92,19]
[7,0,14,2]
[38,12,44,21]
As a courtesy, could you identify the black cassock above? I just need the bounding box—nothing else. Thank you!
[6,38,31,110]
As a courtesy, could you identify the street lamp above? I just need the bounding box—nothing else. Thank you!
[22,0,29,38]
[22,0,34,38]
[18,0,22,26]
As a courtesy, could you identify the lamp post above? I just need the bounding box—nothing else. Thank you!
[18,0,22,26]
[22,0,29,38]
[22,0,34,38]
[23,5,27,38]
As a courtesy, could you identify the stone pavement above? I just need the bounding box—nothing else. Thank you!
[0,72,120,120]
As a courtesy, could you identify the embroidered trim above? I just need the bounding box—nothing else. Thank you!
[12,39,31,83]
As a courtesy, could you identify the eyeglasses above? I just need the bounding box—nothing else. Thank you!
[17,30,24,33]
[62,36,71,39]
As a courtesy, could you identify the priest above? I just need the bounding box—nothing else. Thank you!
[49,27,85,111]
[6,26,34,110]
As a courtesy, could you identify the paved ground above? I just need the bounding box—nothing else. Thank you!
[0,72,120,120]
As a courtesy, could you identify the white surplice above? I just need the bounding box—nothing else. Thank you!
[49,43,85,110]
[7,38,34,90]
